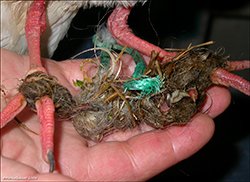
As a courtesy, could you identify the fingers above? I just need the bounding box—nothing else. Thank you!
[199,85,231,119]
[1,156,75,181]
[84,114,214,181]
[126,114,214,181]
[44,54,147,96]
[54,53,150,81]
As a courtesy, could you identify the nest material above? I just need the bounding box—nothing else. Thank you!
[72,48,229,140]
[72,69,138,141]
[17,46,229,141]
[138,49,227,127]
[143,49,227,126]
[163,49,227,92]
[18,72,76,117]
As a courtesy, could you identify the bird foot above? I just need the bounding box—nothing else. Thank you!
[1,0,56,172]
[107,5,179,62]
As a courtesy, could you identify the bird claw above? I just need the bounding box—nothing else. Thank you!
[0,0,57,172]
[1,1,249,173]
[47,150,55,173]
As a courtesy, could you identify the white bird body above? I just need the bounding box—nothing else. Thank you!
[0,0,143,58]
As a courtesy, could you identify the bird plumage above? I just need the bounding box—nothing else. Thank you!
[0,0,145,58]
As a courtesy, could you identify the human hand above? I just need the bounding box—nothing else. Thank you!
[1,48,231,181]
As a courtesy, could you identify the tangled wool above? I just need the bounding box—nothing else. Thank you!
[18,72,76,117]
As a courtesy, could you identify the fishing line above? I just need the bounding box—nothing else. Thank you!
[148,0,160,46]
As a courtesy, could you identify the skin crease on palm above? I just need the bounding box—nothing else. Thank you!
[1,48,231,181]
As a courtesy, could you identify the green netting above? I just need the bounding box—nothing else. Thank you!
[124,75,163,96]
[93,34,164,96]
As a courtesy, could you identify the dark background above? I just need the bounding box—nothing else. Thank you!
[52,0,250,181]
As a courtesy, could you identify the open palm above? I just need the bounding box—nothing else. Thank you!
[1,48,231,181]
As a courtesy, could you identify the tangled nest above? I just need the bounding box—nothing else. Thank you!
[18,72,75,117]
[18,43,229,141]
[71,44,228,141]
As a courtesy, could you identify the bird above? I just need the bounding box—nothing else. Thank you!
[0,0,249,174]
[0,0,154,173]
[0,0,146,58]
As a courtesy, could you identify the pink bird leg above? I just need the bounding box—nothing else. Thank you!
[107,5,178,62]
[35,96,55,172]
[0,93,27,127]
[211,68,250,96]
[25,0,56,172]
[1,0,56,172]
[226,60,250,71]
[25,0,47,73]
[107,5,250,97]
[210,60,250,96]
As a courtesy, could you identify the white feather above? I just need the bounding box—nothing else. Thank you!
[0,0,146,58]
